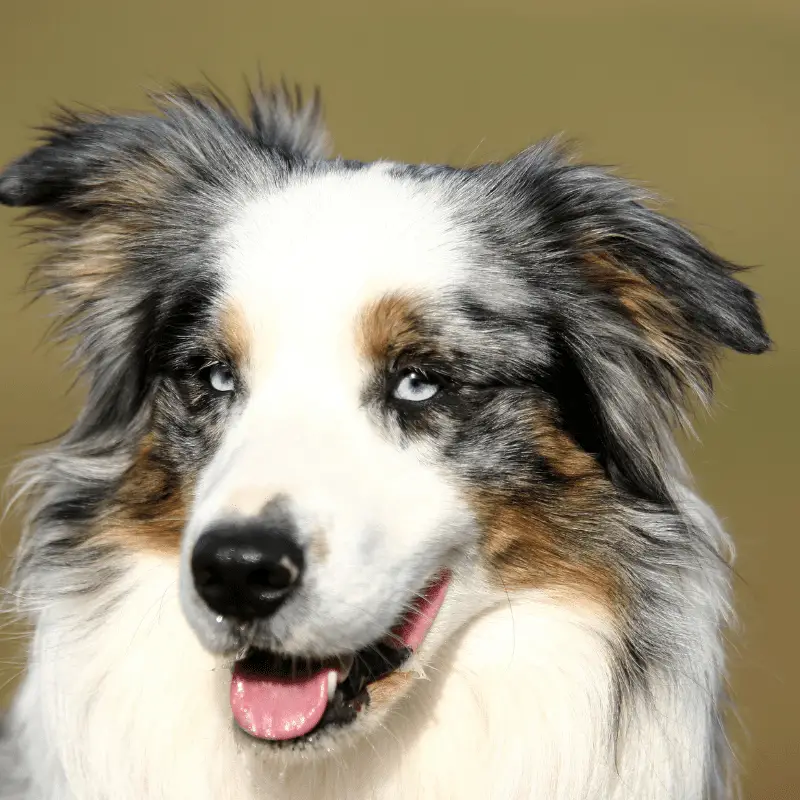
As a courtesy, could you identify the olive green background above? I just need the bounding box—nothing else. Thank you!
[0,0,797,796]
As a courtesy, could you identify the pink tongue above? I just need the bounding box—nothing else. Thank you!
[230,668,329,741]
[230,571,451,742]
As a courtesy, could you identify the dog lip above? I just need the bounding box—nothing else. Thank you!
[233,649,352,678]
[229,569,450,745]
[230,569,450,675]
[232,641,413,700]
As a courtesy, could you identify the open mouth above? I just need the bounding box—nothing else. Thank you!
[229,570,450,744]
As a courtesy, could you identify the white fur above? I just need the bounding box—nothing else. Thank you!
[9,553,717,800]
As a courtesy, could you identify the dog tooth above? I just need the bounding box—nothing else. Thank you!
[337,655,355,683]
[327,670,338,701]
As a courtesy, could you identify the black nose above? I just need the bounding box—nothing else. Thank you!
[191,519,304,620]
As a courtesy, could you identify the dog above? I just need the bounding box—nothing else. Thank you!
[0,83,769,800]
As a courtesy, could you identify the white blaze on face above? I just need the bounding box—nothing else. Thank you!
[189,166,476,653]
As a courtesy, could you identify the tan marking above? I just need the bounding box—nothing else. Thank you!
[221,485,271,518]
[26,218,127,305]
[472,407,619,606]
[68,109,178,211]
[477,497,618,604]
[94,436,186,555]
[367,669,414,708]
[101,157,177,209]
[309,525,330,564]
[356,293,425,363]
[532,413,601,482]
[219,299,252,368]
[583,251,712,389]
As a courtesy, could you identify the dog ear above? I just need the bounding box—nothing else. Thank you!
[494,145,770,501]
[0,110,144,209]
[0,82,330,211]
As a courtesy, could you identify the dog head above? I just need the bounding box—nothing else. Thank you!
[0,84,769,751]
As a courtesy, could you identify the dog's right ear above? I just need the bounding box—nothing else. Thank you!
[0,110,173,211]
[0,148,58,207]
[0,113,119,208]
[0,82,331,211]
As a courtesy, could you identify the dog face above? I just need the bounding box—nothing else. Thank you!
[180,170,476,661]
[0,86,769,752]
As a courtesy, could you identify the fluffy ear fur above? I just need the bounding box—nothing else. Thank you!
[0,82,330,210]
[483,144,770,502]
[248,80,330,160]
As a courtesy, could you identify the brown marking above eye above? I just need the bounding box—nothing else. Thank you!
[218,299,252,371]
[356,293,429,365]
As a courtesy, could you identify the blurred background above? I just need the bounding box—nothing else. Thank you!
[0,0,796,795]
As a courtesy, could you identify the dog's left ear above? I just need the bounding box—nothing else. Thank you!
[488,144,770,501]
[571,174,770,361]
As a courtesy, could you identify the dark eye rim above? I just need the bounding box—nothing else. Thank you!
[199,360,237,396]
[388,365,451,405]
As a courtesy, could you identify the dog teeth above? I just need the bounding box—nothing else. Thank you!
[337,655,355,683]
[327,670,338,701]
[234,646,249,662]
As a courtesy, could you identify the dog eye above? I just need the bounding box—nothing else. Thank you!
[206,363,236,394]
[391,369,440,403]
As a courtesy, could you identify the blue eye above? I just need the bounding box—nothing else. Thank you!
[207,363,236,393]
[392,370,440,403]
